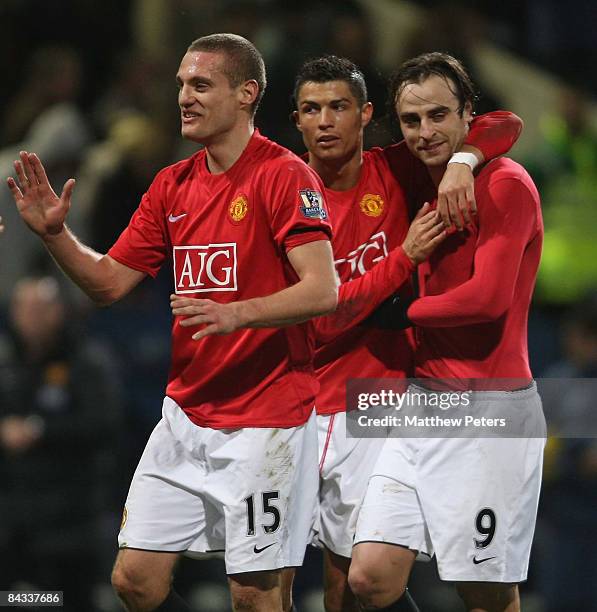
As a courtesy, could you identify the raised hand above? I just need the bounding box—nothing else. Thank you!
[401,202,446,265]
[6,151,75,238]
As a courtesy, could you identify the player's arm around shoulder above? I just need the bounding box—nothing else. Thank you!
[435,111,524,229]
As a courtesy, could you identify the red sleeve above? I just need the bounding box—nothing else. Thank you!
[284,230,332,252]
[264,160,332,252]
[108,178,168,278]
[464,111,523,161]
[314,246,414,344]
[407,178,538,327]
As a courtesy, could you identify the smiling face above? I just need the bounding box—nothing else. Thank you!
[396,74,472,169]
[294,80,372,165]
[176,51,245,144]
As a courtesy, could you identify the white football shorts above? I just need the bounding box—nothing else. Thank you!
[313,411,384,558]
[118,397,319,575]
[354,383,546,582]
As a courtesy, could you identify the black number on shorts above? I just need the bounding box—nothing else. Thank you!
[474,508,496,549]
[244,491,281,536]
[262,492,281,534]
[244,495,256,535]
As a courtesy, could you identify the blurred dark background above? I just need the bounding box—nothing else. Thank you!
[0,1,596,610]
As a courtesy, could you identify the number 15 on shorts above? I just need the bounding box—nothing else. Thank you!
[244,491,281,535]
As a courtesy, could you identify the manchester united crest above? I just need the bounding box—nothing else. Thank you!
[229,194,248,222]
[360,194,384,217]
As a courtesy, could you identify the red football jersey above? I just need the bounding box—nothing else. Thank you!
[311,112,523,413]
[408,158,543,383]
[109,130,332,428]
[313,149,415,415]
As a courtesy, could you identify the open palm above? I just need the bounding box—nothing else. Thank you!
[6,151,75,238]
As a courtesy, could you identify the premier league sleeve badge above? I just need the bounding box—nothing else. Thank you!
[299,189,327,220]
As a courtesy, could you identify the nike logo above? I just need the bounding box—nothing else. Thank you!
[473,556,496,564]
[253,542,277,554]
[168,213,187,222]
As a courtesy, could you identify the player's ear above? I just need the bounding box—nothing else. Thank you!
[361,101,373,128]
[462,101,473,125]
[239,79,259,108]
[292,110,302,131]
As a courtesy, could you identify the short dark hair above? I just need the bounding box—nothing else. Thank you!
[293,55,368,108]
[389,52,477,116]
[187,33,266,116]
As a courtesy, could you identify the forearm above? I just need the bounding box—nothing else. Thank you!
[43,226,128,305]
[314,247,414,343]
[408,247,517,327]
[236,274,337,328]
[407,284,510,327]
[411,177,538,328]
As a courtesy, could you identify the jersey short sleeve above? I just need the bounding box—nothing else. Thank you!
[262,159,332,252]
[108,174,169,277]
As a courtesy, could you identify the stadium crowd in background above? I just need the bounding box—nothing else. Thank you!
[0,276,123,611]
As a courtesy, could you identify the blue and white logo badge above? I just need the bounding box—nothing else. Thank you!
[299,189,327,220]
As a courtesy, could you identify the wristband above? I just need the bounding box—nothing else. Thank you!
[448,151,479,170]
